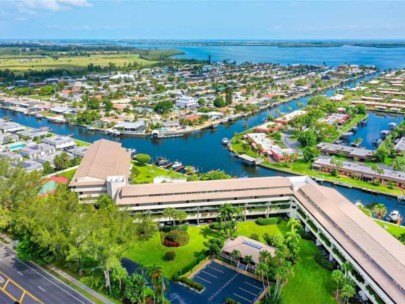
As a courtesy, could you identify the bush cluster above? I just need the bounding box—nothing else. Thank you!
[314,252,336,270]
[179,277,204,292]
[163,229,190,246]
[209,222,225,230]
[263,233,284,248]
[164,251,176,261]
[163,239,180,247]
[256,217,279,226]
[225,298,241,304]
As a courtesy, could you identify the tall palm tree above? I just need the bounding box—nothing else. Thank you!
[230,249,241,266]
[259,250,271,264]
[124,273,147,304]
[372,203,387,221]
[244,255,253,271]
[287,218,301,232]
[256,262,269,289]
[147,265,164,303]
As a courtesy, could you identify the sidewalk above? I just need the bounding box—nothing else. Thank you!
[0,232,113,304]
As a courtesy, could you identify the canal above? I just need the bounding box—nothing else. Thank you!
[1,74,404,221]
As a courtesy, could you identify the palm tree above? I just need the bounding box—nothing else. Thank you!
[124,273,147,304]
[244,255,253,271]
[256,262,269,289]
[372,203,387,221]
[259,250,271,264]
[230,249,241,266]
[147,265,164,303]
[331,269,345,301]
[287,218,301,232]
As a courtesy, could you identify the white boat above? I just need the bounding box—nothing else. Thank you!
[388,122,397,130]
[354,201,363,207]
[222,138,230,145]
[388,210,401,222]
[172,161,183,171]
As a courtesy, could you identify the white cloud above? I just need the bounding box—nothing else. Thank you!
[17,0,91,12]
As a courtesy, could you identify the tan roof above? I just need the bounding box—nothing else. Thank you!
[223,236,276,264]
[297,184,405,303]
[70,139,131,186]
[116,177,292,205]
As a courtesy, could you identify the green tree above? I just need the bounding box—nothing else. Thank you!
[303,146,320,163]
[204,238,224,256]
[297,130,317,147]
[42,161,54,175]
[341,282,356,304]
[135,154,151,166]
[373,203,387,221]
[213,96,226,108]
[134,212,158,241]
[103,99,113,113]
[331,269,345,301]
[124,273,147,304]
[225,87,233,105]
[153,100,173,114]
[392,158,405,171]
[54,152,71,171]
[147,265,165,304]
[199,170,231,180]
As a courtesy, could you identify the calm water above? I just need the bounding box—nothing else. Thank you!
[1,72,404,219]
[133,44,405,69]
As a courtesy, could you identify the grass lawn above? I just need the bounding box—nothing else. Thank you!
[74,139,91,147]
[124,225,210,279]
[57,168,77,181]
[375,220,405,237]
[0,54,156,71]
[132,163,184,184]
[282,239,336,304]
[237,220,287,242]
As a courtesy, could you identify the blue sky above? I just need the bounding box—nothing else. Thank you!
[1,0,405,40]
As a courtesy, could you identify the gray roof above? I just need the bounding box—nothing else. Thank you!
[317,142,374,158]
[395,137,405,152]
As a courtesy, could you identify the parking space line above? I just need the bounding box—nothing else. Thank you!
[38,286,46,292]
[233,292,252,303]
[202,270,218,278]
[0,271,43,304]
[207,265,224,273]
[239,287,258,297]
[195,276,211,284]
[244,281,262,290]
[17,271,23,276]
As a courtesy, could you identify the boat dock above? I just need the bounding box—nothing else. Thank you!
[236,154,264,166]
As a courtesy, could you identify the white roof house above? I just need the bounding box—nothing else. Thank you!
[42,136,76,150]
[175,96,198,109]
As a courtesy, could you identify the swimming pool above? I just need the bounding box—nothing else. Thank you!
[8,143,26,151]
[39,181,58,195]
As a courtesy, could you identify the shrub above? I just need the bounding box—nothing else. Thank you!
[163,239,180,247]
[314,252,336,270]
[256,217,279,226]
[163,229,190,246]
[250,233,259,241]
[298,227,312,240]
[179,277,204,292]
[263,233,284,247]
[179,224,189,232]
[164,251,176,261]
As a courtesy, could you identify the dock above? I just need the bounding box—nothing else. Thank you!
[237,154,263,166]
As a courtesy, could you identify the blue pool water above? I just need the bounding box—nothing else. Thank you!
[8,143,26,151]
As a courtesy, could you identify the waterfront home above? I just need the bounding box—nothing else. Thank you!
[50,106,76,115]
[0,151,23,163]
[221,236,276,271]
[275,110,306,124]
[19,143,56,159]
[18,128,49,139]
[321,113,350,126]
[0,133,18,145]
[113,121,146,135]
[21,160,43,172]
[253,121,283,133]
[245,133,297,162]
[0,122,25,133]
[42,136,76,150]
[312,156,405,188]
[317,142,375,161]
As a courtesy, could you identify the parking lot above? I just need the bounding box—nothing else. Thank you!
[168,260,265,304]
[0,271,42,304]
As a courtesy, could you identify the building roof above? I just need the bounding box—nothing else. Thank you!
[116,176,292,205]
[395,137,405,152]
[317,142,374,158]
[296,184,405,303]
[70,139,131,186]
[222,236,276,265]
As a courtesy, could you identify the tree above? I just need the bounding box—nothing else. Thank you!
[244,255,253,270]
[205,238,223,256]
[124,273,147,304]
[135,154,151,166]
[213,96,226,108]
[42,161,54,175]
[54,152,71,171]
[373,203,387,221]
[163,208,177,225]
[198,98,206,106]
[331,269,345,301]
[225,87,233,105]
[230,249,241,265]
[392,158,405,171]
[341,282,356,304]
[303,146,320,163]
[297,130,317,147]
[147,265,165,304]
[199,170,231,180]
[374,145,389,162]
[153,100,173,114]
[134,212,158,241]
[357,204,372,217]
[103,99,113,113]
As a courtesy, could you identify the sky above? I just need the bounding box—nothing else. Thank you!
[0,0,405,40]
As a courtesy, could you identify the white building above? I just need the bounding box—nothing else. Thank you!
[175,96,198,109]
[42,136,76,150]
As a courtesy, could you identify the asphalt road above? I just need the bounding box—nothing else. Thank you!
[0,243,93,304]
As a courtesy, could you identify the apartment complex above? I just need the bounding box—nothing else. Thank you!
[71,140,405,304]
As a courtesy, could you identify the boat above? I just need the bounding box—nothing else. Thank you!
[107,129,121,136]
[380,130,390,139]
[388,122,397,130]
[210,123,219,129]
[222,138,230,145]
[172,161,184,172]
[373,138,383,146]
[354,201,363,207]
[351,126,358,133]
[359,119,367,126]
[340,132,354,138]
[127,148,137,158]
[388,210,401,223]
[86,125,96,131]
[156,157,173,168]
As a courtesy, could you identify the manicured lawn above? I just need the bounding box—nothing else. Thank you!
[282,239,336,304]
[57,168,77,180]
[132,164,184,184]
[124,226,210,279]
[237,220,287,242]
[375,220,405,237]
[74,139,91,147]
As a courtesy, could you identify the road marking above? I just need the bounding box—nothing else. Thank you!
[0,272,42,303]
[38,286,46,292]
[244,281,262,290]
[233,292,252,303]
[195,276,211,284]
[17,271,23,276]
[239,287,258,296]
[207,265,224,273]
[202,270,218,278]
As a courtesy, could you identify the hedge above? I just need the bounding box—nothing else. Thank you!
[179,277,204,292]
[225,298,241,304]
[314,252,336,270]
[256,217,279,226]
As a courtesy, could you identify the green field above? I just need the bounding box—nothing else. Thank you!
[132,163,184,184]
[375,220,405,237]
[0,54,155,71]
